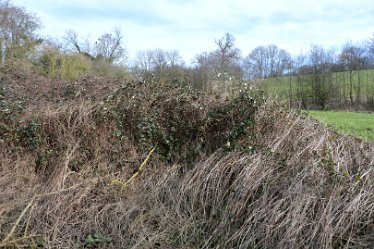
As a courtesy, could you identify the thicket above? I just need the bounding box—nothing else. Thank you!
[1,79,373,247]
[1,1,374,248]
[37,49,92,80]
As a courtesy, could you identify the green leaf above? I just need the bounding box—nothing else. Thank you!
[84,234,96,244]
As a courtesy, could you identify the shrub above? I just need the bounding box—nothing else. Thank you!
[38,49,91,80]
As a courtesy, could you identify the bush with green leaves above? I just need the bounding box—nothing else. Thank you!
[38,49,92,80]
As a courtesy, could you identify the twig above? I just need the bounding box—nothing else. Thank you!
[0,235,39,248]
[23,204,34,237]
[2,201,33,242]
[111,145,157,191]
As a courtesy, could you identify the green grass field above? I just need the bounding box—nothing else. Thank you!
[308,110,374,141]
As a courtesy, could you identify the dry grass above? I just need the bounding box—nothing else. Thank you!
[1,73,374,248]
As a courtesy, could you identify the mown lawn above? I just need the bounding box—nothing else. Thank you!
[308,110,374,141]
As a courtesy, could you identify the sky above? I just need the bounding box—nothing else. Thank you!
[12,0,374,64]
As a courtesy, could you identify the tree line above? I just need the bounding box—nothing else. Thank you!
[259,43,374,110]
[130,32,374,110]
[1,0,374,109]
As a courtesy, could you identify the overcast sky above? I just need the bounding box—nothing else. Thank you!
[12,0,374,63]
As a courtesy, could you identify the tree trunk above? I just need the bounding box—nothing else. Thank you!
[349,70,353,107]
[357,70,361,104]
[288,71,292,108]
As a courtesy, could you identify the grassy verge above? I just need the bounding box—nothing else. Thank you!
[308,110,374,140]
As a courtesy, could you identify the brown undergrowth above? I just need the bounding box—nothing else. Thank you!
[1,73,374,248]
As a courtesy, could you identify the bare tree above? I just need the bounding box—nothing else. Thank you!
[213,33,241,73]
[133,48,187,85]
[63,30,92,58]
[0,0,41,62]
[95,28,126,64]
[369,33,374,56]
[294,52,307,109]
[309,45,334,109]
[166,50,184,68]
[244,45,291,79]
[64,28,126,64]
[274,48,292,76]
[339,42,365,105]
[212,33,243,95]
[244,46,267,79]
[192,51,215,91]
[151,49,167,72]
[135,49,154,73]
[192,34,242,94]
